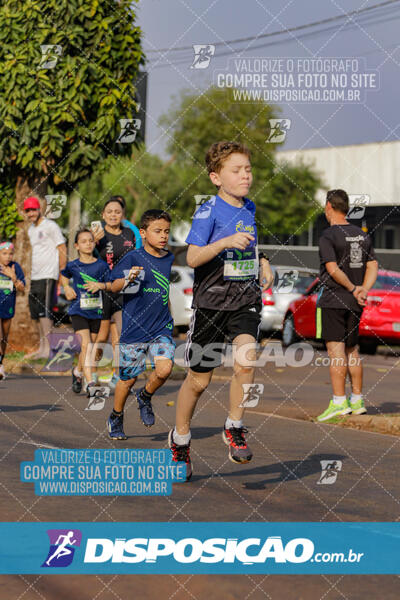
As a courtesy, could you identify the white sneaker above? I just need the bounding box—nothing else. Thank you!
[0,365,6,380]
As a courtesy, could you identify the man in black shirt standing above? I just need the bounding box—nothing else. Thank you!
[316,189,378,422]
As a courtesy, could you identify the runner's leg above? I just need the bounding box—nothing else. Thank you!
[229,333,256,422]
[175,369,213,435]
[75,329,93,385]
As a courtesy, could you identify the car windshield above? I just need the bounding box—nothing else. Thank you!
[294,274,317,294]
[373,274,400,292]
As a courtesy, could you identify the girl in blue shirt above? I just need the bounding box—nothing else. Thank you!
[0,241,25,380]
[61,229,110,395]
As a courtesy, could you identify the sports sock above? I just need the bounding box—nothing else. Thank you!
[332,395,347,405]
[139,387,153,401]
[173,428,191,446]
[73,367,82,377]
[350,393,362,404]
[111,409,123,417]
[225,417,243,429]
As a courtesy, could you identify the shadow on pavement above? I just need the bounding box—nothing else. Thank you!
[0,405,63,413]
[191,453,347,486]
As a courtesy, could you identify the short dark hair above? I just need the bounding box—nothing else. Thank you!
[326,189,349,215]
[74,228,93,244]
[140,209,172,229]
[103,197,125,212]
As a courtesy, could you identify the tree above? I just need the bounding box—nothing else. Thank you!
[159,86,323,239]
[0,0,143,348]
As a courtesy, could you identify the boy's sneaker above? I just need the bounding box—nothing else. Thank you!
[136,389,155,427]
[349,397,367,415]
[72,371,82,394]
[168,429,192,481]
[107,412,127,440]
[0,365,6,380]
[316,399,352,422]
[222,425,253,464]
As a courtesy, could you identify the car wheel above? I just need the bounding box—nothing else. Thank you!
[282,314,297,347]
[359,339,377,355]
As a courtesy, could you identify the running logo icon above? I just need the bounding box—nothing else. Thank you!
[117,119,141,143]
[267,119,291,143]
[240,383,264,408]
[347,194,370,220]
[38,45,62,69]
[42,529,82,568]
[317,460,342,485]
[43,334,81,373]
[274,269,299,293]
[191,45,215,69]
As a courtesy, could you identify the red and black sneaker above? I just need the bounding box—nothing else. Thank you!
[222,425,253,464]
[168,429,192,481]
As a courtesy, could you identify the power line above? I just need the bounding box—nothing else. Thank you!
[147,8,400,68]
[145,0,400,55]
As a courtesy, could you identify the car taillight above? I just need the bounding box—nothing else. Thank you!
[262,288,275,306]
[183,288,193,295]
[367,296,382,306]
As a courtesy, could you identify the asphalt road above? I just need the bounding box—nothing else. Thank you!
[1,352,400,599]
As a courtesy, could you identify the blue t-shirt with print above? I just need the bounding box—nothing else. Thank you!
[185,194,261,311]
[111,247,174,343]
[61,258,110,319]
[0,261,25,319]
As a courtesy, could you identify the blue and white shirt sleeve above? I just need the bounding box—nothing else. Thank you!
[185,201,216,247]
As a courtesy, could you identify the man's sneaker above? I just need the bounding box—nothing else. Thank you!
[0,365,6,380]
[72,371,82,394]
[222,425,253,464]
[107,412,127,440]
[168,429,192,481]
[316,399,352,422]
[136,389,155,427]
[349,397,367,415]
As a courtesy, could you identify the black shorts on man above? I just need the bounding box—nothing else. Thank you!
[28,279,56,320]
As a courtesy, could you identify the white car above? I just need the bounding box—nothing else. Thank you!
[169,266,194,328]
[260,266,318,333]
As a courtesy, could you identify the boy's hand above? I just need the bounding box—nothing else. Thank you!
[225,232,255,250]
[126,266,143,281]
[64,285,77,301]
[83,281,103,294]
[260,260,274,291]
[0,263,16,282]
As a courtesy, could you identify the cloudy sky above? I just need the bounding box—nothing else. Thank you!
[136,0,400,157]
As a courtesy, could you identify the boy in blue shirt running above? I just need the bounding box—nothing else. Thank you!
[0,241,25,380]
[107,210,175,440]
[169,141,273,480]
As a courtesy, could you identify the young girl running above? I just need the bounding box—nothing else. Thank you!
[60,229,110,395]
[0,241,25,379]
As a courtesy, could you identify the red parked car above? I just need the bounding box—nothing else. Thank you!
[282,270,400,355]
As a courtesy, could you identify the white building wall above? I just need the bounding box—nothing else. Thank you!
[277,141,400,207]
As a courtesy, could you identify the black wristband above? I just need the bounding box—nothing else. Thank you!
[351,286,356,293]
[259,251,269,262]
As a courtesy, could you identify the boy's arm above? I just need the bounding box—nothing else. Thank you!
[111,278,126,293]
[187,232,255,268]
[356,260,378,305]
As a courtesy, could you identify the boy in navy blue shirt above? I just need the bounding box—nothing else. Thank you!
[0,241,25,380]
[107,210,175,440]
[169,141,273,480]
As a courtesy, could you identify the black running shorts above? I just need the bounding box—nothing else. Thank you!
[316,306,362,347]
[70,315,101,334]
[102,292,123,320]
[29,279,56,320]
[185,304,261,373]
